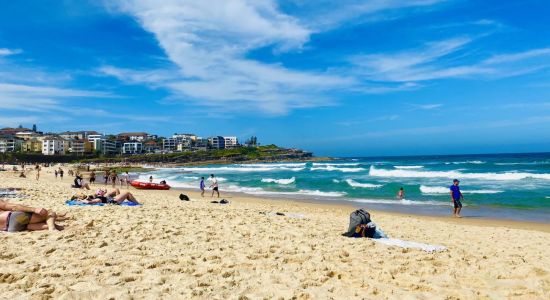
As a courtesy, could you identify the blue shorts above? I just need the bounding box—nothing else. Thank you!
[453,198,463,208]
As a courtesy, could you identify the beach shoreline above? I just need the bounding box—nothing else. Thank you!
[1,166,549,299]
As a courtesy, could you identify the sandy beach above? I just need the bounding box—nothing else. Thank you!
[1,166,549,299]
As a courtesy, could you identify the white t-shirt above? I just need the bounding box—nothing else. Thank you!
[210,177,218,188]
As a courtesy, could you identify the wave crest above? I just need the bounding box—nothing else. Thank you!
[261,177,296,185]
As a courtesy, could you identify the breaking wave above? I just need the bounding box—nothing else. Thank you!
[345,179,382,189]
[261,177,296,185]
[370,166,550,181]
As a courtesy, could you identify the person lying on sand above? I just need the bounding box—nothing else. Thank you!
[0,200,68,232]
[71,189,140,205]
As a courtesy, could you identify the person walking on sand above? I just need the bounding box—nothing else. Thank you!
[209,174,219,198]
[54,169,58,179]
[89,171,96,185]
[450,179,464,218]
[397,187,405,200]
[35,164,41,181]
[200,177,205,197]
[59,168,64,180]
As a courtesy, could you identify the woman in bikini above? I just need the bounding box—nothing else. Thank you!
[72,188,140,205]
[0,200,67,232]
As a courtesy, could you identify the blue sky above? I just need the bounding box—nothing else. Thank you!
[1,0,549,156]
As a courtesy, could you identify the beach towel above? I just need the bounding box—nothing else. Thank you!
[65,200,141,207]
[372,238,447,253]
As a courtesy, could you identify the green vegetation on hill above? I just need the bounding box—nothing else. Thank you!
[77,145,312,164]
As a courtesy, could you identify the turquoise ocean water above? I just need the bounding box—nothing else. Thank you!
[139,153,550,222]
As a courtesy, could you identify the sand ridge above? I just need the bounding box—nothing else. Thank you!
[0,166,549,299]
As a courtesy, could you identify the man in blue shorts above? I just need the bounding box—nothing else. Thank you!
[450,179,463,217]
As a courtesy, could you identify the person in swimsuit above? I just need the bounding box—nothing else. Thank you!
[35,165,41,181]
[0,200,66,232]
[73,188,140,205]
[397,187,405,200]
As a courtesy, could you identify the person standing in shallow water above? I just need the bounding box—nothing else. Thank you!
[397,187,405,200]
[450,179,464,218]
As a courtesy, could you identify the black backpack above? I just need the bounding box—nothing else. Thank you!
[343,209,371,237]
[179,194,190,201]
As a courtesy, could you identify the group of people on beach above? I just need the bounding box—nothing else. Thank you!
[199,174,220,198]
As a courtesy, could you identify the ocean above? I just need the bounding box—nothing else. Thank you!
[139,152,550,222]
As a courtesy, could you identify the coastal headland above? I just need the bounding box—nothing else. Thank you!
[0,165,549,299]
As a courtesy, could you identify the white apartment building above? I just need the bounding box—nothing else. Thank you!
[0,136,23,153]
[123,142,143,154]
[223,136,238,148]
[42,138,65,155]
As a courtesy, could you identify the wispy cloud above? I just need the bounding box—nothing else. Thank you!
[285,0,447,30]
[0,48,22,56]
[351,38,550,83]
[336,114,400,126]
[100,0,363,115]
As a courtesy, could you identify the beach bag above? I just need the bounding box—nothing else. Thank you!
[179,194,190,201]
[343,209,371,237]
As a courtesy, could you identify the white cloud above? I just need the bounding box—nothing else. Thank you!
[100,0,361,114]
[284,0,446,30]
[352,37,550,82]
[0,48,22,56]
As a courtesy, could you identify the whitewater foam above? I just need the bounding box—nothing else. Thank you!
[370,166,550,181]
[223,185,346,197]
[419,185,503,194]
[345,179,382,189]
[180,166,305,173]
[353,198,450,206]
[261,177,296,185]
[311,166,365,172]
[394,166,424,169]
[312,162,361,166]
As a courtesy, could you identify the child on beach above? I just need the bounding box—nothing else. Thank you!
[450,179,464,218]
[397,187,404,200]
[200,177,205,197]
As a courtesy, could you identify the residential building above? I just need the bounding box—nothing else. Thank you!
[0,127,28,135]
[69,140,93,155]
[172,133,197,141]
[0,136,23,153]
[15,131,42,140]
[58,131,99,140]
[117,132,149,142]
[163,138,178,151]
[193,137,209,150]
[42,137,65,155]
[22,138,43,153]
[223,136,238,148]
[144,141,160,153]
[123,142,143,154]
[209,136,226,149]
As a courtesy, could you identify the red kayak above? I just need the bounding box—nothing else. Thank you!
[130,181,171,190]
